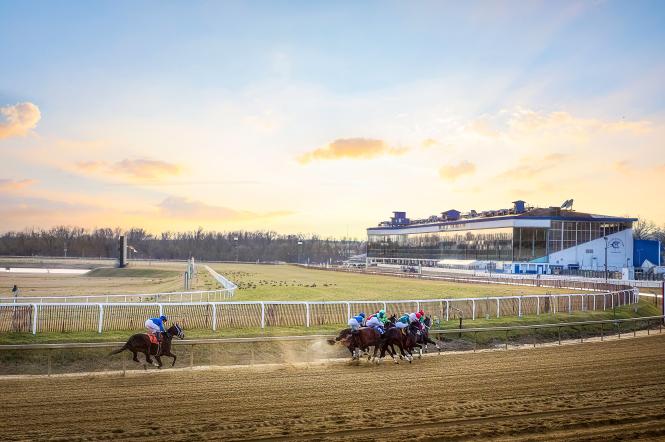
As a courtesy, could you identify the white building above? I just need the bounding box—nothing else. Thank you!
[366,201,635,275]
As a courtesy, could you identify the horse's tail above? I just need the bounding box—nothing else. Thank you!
[108,344,127,357]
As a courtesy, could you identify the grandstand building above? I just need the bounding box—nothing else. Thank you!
[367,200,641,275]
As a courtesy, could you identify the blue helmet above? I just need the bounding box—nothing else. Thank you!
[359,312,366,318]
[160,315,168,321]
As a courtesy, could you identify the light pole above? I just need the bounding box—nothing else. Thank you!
[297,241,303,264]
[234,237,239,262]
[604,236,608,283]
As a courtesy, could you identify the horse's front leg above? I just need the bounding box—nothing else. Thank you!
[154,355,163,368]
[163,351,177,366]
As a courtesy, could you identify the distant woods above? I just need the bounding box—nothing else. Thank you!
[0,227,366,263]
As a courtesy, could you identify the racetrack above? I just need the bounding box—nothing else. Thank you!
[1,335,665,441]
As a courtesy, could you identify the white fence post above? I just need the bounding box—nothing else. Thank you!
[593,294,596,311]
[98,305,104,334]
[261,302,265,329]
[383,301,387,311]
[603,294,606,310]
[568,295,572,314]
[496,298,500,318]
[305,302,310,328]
[346,302,351,320]
[472,300,476,320]
[158,303,163,317]
[212,303,217,331]
[416,301,420,313]
[553,296,557,315]
[32,304,38,335]
[445,300,449,321]
[536,297,540,315]
[518,297,522,318]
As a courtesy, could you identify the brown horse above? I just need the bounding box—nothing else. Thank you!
[377,326,411,364]
[329,327,390,361]
[418,316,441,354]
[109,323,185,369]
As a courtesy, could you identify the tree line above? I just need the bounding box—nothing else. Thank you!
[0,227,366,263]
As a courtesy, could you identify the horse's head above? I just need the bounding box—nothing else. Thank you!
[167,323,185,340]
[388,314,397,324]
[328,328,350,345]
[423,315,432,328]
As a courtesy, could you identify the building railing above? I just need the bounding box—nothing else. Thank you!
[0,289,638,334]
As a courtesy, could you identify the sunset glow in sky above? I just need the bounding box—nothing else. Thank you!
[1,1,664,238]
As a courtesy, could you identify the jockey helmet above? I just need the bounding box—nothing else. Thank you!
[359,312,366,318]
[416,312,422,320]
[379,309,386,316]
[160,315,168,321]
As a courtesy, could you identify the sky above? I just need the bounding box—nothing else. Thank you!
[1,0,664,238]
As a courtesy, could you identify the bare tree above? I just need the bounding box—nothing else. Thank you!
[633,218,657,240]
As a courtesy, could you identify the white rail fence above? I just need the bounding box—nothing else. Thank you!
[0,289,638,334]
[204,265,237,297]
[0,288,234,304]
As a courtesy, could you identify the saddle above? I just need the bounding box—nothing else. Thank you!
[147,334,163,354]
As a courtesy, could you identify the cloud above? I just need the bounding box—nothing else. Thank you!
[421,138,441,149]
[439,161,476,181]
[157,196,293,221]
[497,153,568,180]
[75,158,183,181]
[297,138,408,164]
[0,102,41,139]
[466,108,653,143]
[614,160,632,176]
[0,178,37,192]
[614,160,665,177]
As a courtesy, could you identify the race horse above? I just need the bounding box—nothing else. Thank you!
[109,323,185,369]
[377,326,411,364]
[329,326,397,362]
[400,316,442,359]
[418,316,442,354]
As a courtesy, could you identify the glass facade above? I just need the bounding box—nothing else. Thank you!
[368,220,631,263]
[368,228,514,262]
[547,221,631,253]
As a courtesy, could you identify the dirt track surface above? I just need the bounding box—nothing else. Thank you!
[1,336,665,441]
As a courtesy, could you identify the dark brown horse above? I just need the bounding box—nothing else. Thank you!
[109,324,185,369]
[377,326,411,363]
[418,316,441,354]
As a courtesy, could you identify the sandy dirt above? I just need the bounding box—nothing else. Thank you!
[1,335,664,441]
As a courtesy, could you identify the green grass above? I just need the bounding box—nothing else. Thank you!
[86,268,181,278]
[208,263,568,301]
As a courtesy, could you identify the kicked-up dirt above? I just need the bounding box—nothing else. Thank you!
[1,335,664,441]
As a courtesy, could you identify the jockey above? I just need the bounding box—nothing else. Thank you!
[347,312,366,332]
[365,315,385,335]
[395,313,409,330]
[376,309,389,325]
[145,315,168,340]
[409,312,424,332]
